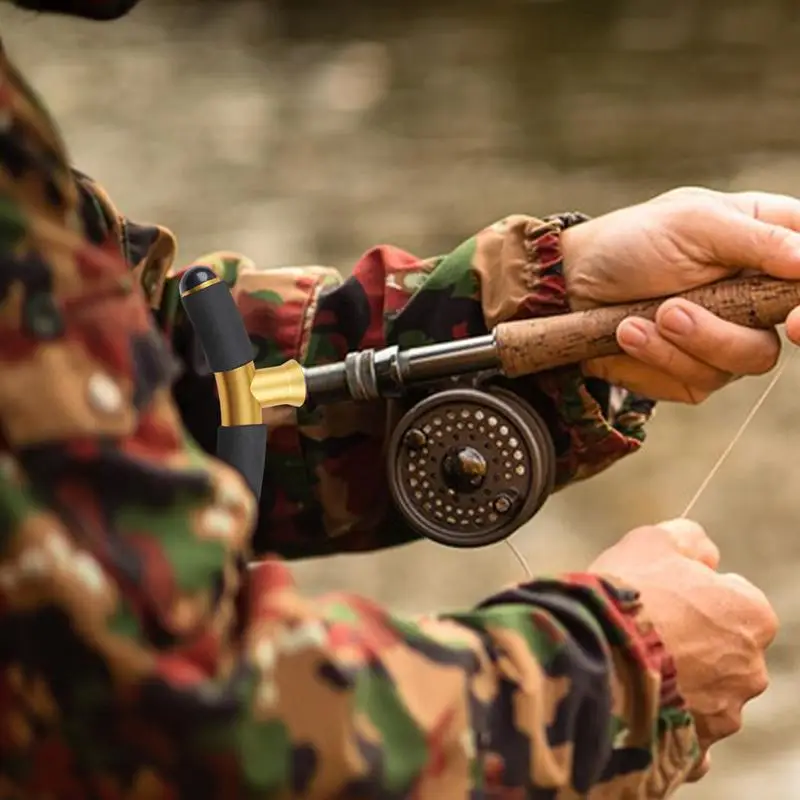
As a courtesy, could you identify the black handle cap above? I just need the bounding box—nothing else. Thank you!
[179,266,254,373]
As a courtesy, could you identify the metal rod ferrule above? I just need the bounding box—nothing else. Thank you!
[302,333,501,405]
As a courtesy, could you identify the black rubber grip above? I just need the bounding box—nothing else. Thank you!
[179,266,254,373]
[217,424,267,501]
[179,266,266,498]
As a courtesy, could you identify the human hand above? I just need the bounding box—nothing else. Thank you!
[561,187,800,402]
[588,518,778,781]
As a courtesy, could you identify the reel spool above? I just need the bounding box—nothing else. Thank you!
[387,387,556,548]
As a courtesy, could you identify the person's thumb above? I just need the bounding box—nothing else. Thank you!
[655,518,720,569]
[714,213,800,278]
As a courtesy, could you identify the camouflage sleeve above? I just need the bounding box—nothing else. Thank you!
[1,457,699,797]
[67,164,654,559]
[0,46,699,798]
[153,225,654,558]
[69,171,655,557]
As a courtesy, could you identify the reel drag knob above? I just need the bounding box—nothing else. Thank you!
[442,446,488,492]
[387,387,556,548]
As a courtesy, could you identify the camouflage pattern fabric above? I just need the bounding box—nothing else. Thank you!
[153,223,656,561]
[0,16,700,800]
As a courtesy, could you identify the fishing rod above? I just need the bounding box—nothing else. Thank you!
[179,267,800,548]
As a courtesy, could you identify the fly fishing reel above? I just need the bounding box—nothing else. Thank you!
[178,267,558,549]
[387,386,556,548]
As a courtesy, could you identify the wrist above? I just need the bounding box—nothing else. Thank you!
[558,215,587,266]
[596,574,702,792]
[558,215,601,312]
[595,574,684,712]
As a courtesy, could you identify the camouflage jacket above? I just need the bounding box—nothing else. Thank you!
[0,7,699,799]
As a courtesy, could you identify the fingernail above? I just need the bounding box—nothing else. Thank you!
[662,307,693,335]
[618,320,647,349]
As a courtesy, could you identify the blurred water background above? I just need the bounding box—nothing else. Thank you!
[5,0,800,796]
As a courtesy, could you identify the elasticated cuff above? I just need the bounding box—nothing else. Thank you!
[514,214,657,488]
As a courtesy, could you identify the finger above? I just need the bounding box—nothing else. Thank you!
[701,707,743,745]
[583,353,716,403]
[709,207,800,279]
[745,658,770,701]
[654,299,781,377]
[732,190,800,233]
[656,518,720,569]
[786,306,800,345]
[616,318,733,394]
[720,573,779,648]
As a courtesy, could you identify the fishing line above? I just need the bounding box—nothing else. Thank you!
[504,348,795,581]
[680,350,794,518]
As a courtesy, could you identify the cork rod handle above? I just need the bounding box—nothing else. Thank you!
[495,275,800,378]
